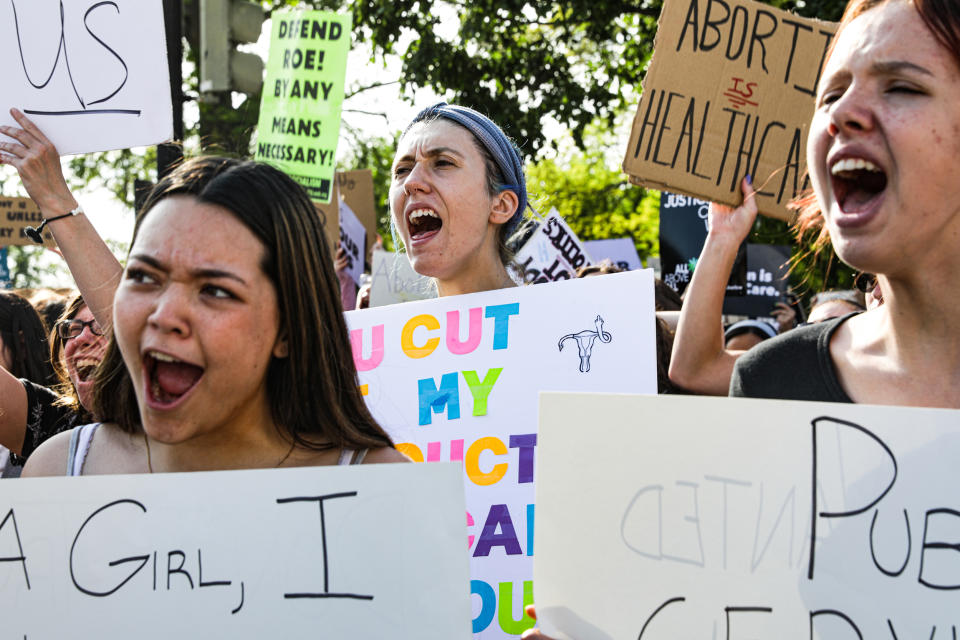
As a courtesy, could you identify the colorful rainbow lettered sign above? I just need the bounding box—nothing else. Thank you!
[345,270,658,638]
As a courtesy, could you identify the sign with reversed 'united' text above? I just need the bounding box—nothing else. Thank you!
[0,462,471,639]
[345,271,658,638]
[534,394,960,639]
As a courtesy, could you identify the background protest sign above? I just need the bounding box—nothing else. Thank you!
[534,394,960,639]
[658,191,745,296]
[622,0,836,221]
[513,209,592,284]
[345,271,658,638]
[338,200,366,286]
[582,238,643,271]
[0,197,56,247]
[256,10,351,203]
[0,0,172,156]
[722,243,790,317]
[315,169,377,254]
[368,249,435,307]
[0,462,471,639]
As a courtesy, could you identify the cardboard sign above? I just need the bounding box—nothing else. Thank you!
[0,462,471,638]
[315,169,377,255]
[513,209,592,284]
[722,243,790,317]
[368,249,435,308]
[0,247,10,288]
[0,0,172,156]
[582,238,643,271]
[622,0,837,221]
[345,271,658,638]
[338,201,365,286]
[0,197,56,247]
[256,11,351,203]
[534,394,960,639]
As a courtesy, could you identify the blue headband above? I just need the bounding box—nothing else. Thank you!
[406,102,527,235]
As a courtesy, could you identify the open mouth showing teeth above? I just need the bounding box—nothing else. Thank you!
[145,351,204,407]
[407,208,442,240]
[830,158,887,213]
[75,359,99,383]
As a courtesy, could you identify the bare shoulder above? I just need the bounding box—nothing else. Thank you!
[21,429,73,477]
[362,446,412,464]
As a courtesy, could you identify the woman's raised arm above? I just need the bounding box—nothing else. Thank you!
[0,108,123,330]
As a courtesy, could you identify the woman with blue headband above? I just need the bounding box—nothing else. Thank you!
[390,103,527,297]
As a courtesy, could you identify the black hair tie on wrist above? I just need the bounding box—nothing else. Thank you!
[25,206,81,244]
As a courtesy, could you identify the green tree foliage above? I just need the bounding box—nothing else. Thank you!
[323,0,849,154]
[527,152,659,260]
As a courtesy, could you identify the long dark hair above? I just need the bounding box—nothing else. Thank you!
[92,157,394,452]
[0,291,56,386]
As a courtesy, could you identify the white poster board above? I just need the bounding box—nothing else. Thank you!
[535,393,960,639]
[0,462,470,638]
[582,238,643,271]
[0,0,173,155]
[513,208,591,283]
[345,271,658,638]
[368,249,436,307]
[338,200,366,286]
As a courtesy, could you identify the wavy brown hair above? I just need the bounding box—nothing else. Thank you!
[91,157,394,452]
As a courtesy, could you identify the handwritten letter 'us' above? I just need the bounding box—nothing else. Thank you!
[0,0,172,155]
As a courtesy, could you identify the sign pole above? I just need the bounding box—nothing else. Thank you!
[158,0,184,179]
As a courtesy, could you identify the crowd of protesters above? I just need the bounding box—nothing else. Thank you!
[0,0,957,634]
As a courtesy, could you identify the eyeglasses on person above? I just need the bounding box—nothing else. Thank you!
[56,318,104,340]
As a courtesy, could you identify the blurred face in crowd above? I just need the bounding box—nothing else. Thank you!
[62,305,107,410]
[112,197,286,446]
[390,119,514,286]
[807,0,960,277]
[807,299,862,324]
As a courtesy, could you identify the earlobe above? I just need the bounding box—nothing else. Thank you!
[489,190,519,225]
[273,334,289,358]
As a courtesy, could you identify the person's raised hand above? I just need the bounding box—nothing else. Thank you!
[771,301,797,333]
[0,109,77,216]
[706,176,758,245]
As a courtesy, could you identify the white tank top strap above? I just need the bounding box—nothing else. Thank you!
[66,423,100,476]
[337,448,369,465]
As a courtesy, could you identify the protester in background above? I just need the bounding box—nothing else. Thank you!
[24,158,406,476]
[334,244,358,311]
[732,0,960,407]
[724,319,779,351]
[805,289,865,324]
[0,292,59,476]
[390,102,527,297]
[1,296,113,477]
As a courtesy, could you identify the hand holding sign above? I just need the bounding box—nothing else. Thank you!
[0,109,78,217]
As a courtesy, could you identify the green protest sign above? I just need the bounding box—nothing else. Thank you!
[255,11,351,203]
